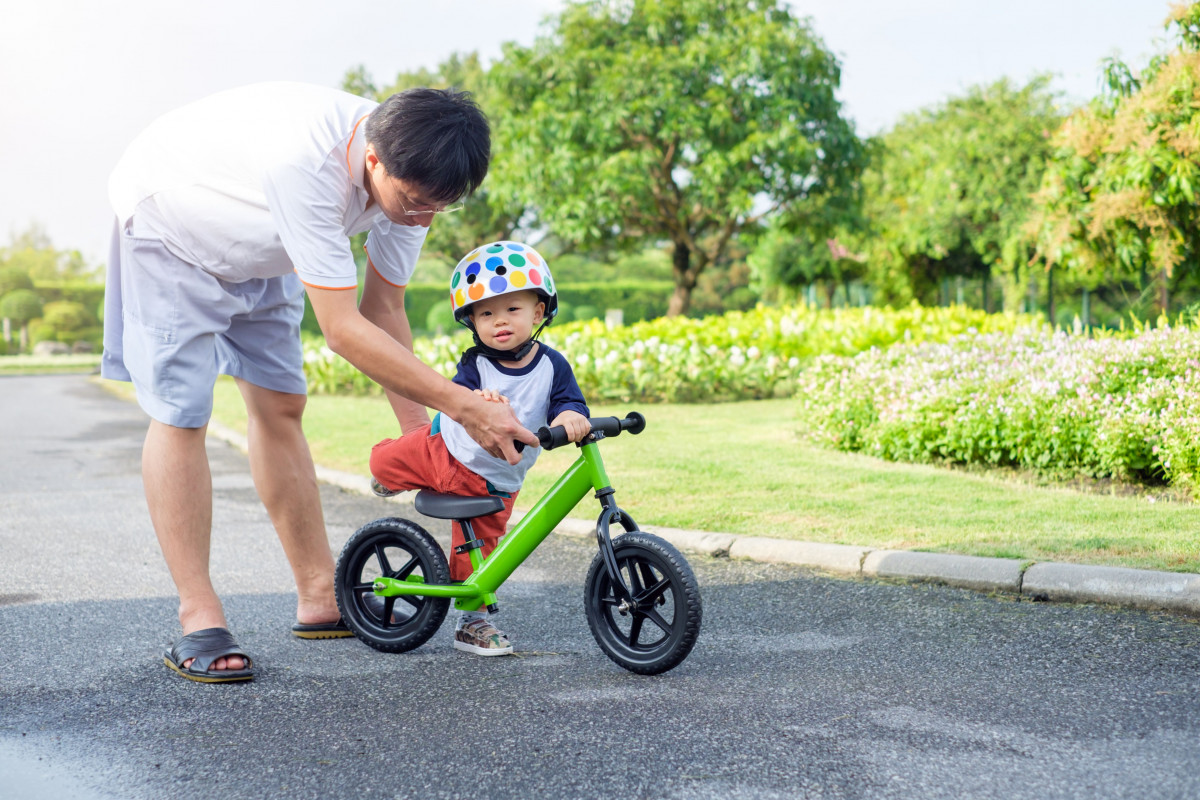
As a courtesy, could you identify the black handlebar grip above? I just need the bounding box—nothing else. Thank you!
[537,425,570,450]
[531,412,647,452]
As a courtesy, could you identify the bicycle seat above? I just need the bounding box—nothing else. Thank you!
[413,490,505,521]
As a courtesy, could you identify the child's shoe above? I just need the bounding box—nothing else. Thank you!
[370,477,401,498]
[454,618,513,656]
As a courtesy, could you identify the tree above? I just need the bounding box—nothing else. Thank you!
[487,0,862,315]
[0,289,43,351]
[1030,3,1200,317]
[860,77,1062,308]
[1,223,97,283]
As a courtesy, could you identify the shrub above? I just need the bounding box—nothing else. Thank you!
[793,320,1200,489]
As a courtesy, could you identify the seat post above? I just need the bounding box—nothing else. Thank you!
[453,518,500,614]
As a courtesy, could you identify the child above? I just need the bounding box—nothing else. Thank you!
[369,241,590,656]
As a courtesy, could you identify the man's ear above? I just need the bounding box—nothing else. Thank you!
[364,143,381,173]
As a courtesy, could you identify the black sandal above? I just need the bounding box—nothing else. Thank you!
[163,627,255,683]
[291,618,353,639]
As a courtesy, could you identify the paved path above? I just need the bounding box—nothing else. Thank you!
[2,374,1200,800]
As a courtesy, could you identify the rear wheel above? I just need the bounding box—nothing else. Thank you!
[335,517,450,653]
[584,532,702,674]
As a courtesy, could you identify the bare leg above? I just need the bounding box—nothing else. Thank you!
[143,420,245,671]
[235,379,340,626]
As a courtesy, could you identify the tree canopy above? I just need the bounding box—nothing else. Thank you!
[1030,2,1200,314]
[858,77,1062,307]
[486,0,862,315]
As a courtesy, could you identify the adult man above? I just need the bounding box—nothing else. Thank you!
[103,82,537,682]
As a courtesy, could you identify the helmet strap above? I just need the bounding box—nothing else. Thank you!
[464,320,549,363]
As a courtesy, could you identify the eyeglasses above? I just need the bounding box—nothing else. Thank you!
[395,184,464,216]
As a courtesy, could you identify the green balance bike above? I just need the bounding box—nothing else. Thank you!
[333,412,702,675]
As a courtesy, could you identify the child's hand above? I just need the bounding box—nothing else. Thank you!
[551,410,591,443]
[474,388,509,404]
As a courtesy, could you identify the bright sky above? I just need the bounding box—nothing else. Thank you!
[0,0,1170,264]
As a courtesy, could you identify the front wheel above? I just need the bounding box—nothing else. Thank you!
[584,532,702,674]
[335,517,450,653]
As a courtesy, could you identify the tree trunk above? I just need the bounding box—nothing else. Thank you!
[667,240,696,317]
[2,317,9,343]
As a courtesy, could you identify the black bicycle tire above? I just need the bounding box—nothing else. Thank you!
[584,532,702,675]
[334,517,450,653]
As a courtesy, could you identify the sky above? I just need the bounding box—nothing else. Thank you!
[0,0,1172,265]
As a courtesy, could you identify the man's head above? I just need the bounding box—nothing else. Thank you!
[364,88,490,223]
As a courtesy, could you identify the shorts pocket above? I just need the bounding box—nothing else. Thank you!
[119,232,178,341]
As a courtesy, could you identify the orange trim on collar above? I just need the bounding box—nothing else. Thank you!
[347,114,369,176]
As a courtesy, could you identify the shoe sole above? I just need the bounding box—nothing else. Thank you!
[453,640,513,656]
[292,629,355,640]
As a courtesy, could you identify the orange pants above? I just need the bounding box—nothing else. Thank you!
[369,424,517,583]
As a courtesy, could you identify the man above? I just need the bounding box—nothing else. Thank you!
[103,82,537,682]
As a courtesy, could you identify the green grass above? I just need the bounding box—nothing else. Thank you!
[0,353,101,374]
[205,378,1200,574]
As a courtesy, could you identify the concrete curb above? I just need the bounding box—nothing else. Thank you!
[206,421,1200,618]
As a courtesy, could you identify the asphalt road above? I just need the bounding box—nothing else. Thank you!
[2,373,1200,800]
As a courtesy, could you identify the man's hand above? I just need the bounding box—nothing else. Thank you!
[462,393,538,464]
[551,409,592,444]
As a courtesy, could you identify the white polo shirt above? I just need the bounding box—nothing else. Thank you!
[109,81,426,290]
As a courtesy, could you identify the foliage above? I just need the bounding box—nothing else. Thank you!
[0,224,99,283]
[1030,3,1200,314]
[302,302,1033,403]
[794,316,1200,489]
[487,0,863,316]
[40,301,96,333]
[860,77,1063,307]
[0,289,43,323]
[0,267,33,297]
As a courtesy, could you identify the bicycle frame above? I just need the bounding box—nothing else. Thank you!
[370,435,634,611]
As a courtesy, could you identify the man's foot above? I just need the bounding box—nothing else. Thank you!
[371,477,401,498]
[164,628,254,683]
[454,618,513,656]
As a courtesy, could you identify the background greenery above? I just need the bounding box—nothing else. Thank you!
[9,0,1200,574]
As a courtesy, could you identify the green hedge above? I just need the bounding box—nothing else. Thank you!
[303,280,675,336]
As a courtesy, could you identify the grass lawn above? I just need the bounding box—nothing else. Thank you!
[0,354,101,374]
[204,377,1200,574]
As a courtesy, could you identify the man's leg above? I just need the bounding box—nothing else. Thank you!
[142,420,246,672]
[235,379,340,626]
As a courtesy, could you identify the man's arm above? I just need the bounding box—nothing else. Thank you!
[356,266,433,434]
[305,283,537,464]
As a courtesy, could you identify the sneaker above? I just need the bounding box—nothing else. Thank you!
[370,477,401,498]
[454,618,513,656]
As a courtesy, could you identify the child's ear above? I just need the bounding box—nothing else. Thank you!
[534,301,546,324]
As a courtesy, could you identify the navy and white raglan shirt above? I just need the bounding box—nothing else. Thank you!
[436,343,590,493]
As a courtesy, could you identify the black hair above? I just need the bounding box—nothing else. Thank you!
[364,88,490,203]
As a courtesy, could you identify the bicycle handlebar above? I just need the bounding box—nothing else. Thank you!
[517,411,646,452]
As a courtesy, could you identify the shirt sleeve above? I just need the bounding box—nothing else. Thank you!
[544,347,590,422]
[365,221,428,288]
[262,157,359,290]
[452,352,482,391]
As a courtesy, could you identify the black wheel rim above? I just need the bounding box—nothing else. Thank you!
[596,550,680,654]
[343,532,432,639]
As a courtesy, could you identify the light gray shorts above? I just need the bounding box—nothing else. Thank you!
[101,222,307,428]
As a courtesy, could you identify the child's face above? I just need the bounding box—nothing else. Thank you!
[469,291,546,352]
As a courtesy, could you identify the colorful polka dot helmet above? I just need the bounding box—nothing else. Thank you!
[450,240,557,325]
